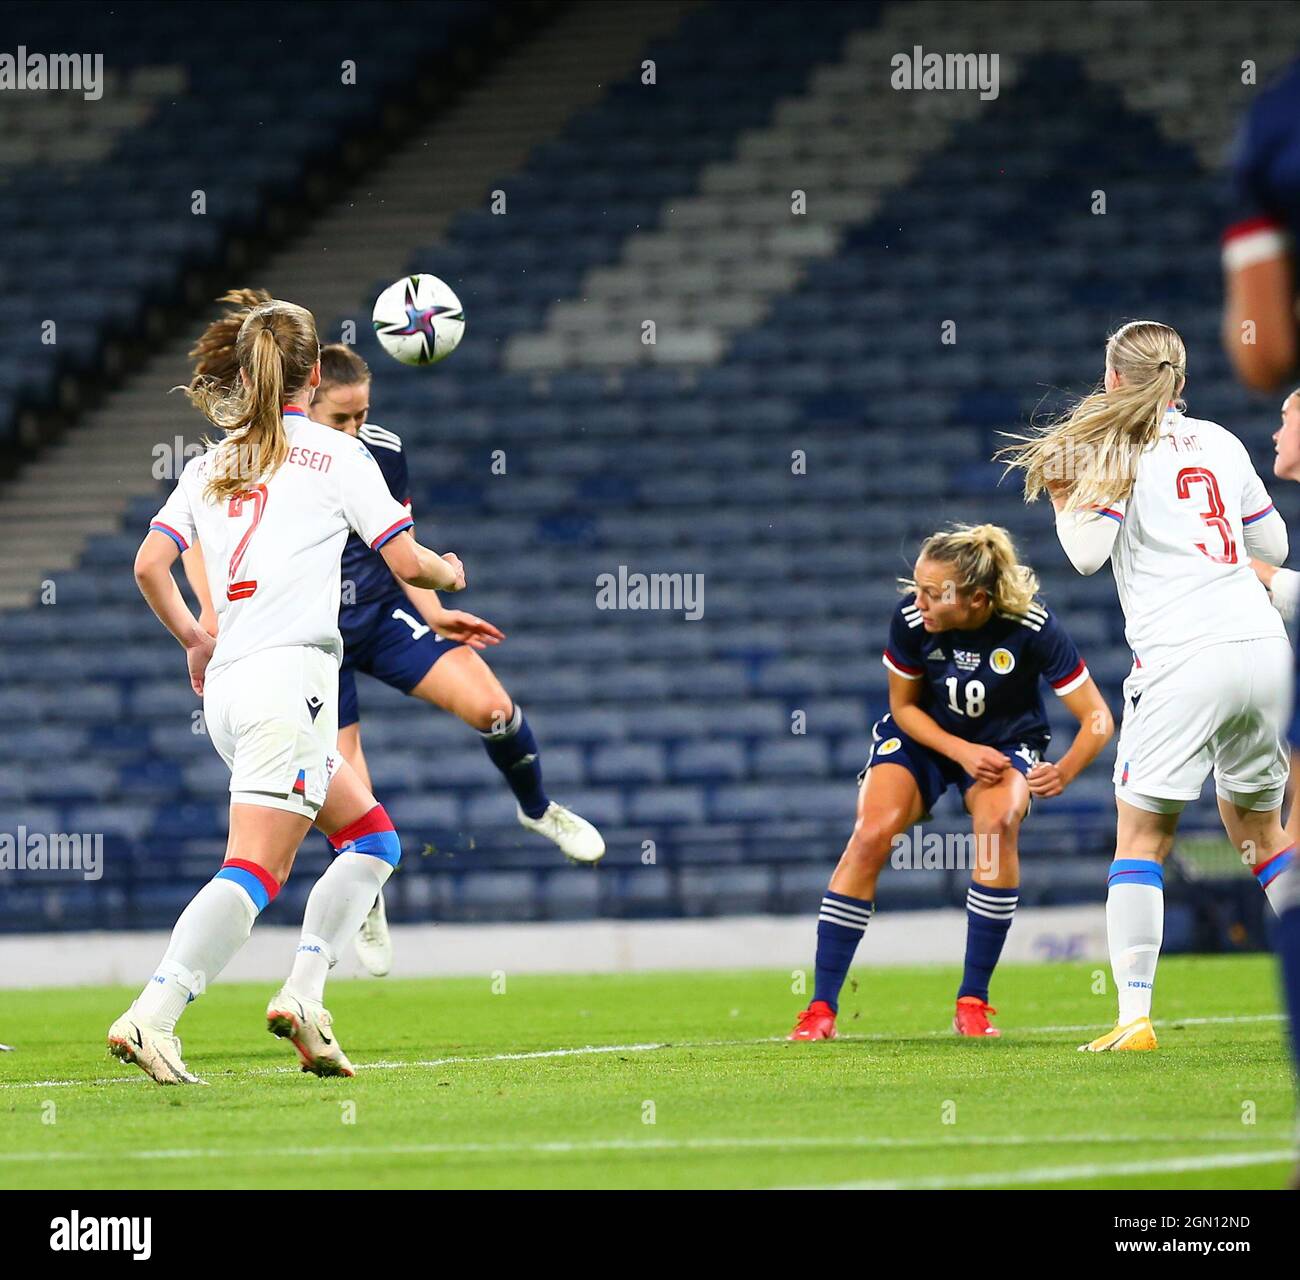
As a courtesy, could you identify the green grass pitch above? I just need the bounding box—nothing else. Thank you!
[0,955,1295,1189]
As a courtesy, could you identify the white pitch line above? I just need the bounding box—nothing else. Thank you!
[795,1148,1298,1190]
[0,1011,1286,1091]
[0,1130,1290,1166]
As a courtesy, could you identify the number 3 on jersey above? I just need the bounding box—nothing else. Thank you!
[1175,466,1236,564]
[226,484,268,601]
[945,677,985,717]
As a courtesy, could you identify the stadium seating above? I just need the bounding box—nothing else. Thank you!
[4,0,1300,933]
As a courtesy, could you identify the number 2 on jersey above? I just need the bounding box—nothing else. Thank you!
[226,484,268,601]
[1175,466,1236,564]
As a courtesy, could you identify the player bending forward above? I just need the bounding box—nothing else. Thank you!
[1002,319,1295,1053]
[788,524,1113,1041]
[108,299,465,1083]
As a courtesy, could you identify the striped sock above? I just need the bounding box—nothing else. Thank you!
[1273,867,1300,1078]
[959,883,1019,1001]
[1107,857,1164,1024]
[813,891,874,1012]
[1253,844,1295,914]
[481,703,549,820]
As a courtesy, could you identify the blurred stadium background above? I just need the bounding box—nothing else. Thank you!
[2,0,1298,959]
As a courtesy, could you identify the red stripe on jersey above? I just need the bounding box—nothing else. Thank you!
[1051,659,1086,689]
[221,858,280,901]
[1221,215,1284,245]
[282,406,307,417]
[150,521,190,551]
[882,648,923,677]
[328,804,396,850]
[1243,503,1275,525]
[370,518,413,550]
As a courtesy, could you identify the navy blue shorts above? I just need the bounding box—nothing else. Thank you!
[860,713,1045,815]
[339,596,463,729]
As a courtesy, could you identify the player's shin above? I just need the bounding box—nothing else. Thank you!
[1272,866,1300,1079]
[481,702,548,819]
[134,861,276,1032]
[959,882,1019,1002]
[288,805,401,1000]
[812,891,875,1012]
[1106,858,1165,1023]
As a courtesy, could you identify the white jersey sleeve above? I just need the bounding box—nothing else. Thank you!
[334,435,414,551]
[1055,502,1123,575]
[149,458,202,552]
[1239,454,1288,565]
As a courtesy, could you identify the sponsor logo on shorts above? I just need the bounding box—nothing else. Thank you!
[990,647,1015,674]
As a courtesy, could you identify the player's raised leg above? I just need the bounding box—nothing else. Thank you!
[955,770,1029,1037]
[267,756,402,1077]
[788,761,925,1041]
[410,647,604,864]
[1081,798,1178,1052]
[1217,791,1294,912]
[109,802,310,1084]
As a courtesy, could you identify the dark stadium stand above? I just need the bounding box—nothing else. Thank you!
[3,0,1299,934]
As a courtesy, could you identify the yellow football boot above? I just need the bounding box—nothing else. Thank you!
[1078,1016,1158,1052]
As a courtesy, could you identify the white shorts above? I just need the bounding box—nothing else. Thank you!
[204,645,340,816]
[1113,637,1290,814]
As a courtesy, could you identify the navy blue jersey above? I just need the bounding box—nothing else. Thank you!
[1225,58,1300,258]
[881,597,1088,748]
[339,422,411,612]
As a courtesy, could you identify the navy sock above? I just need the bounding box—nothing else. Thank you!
[813,891,874,1012]
[480,703,549,820]
[958,882,1018,1002]
[1279,905,1300,1078]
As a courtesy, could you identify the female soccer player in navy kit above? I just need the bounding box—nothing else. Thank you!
[185,291,605,974]
[788,524,1113,1041]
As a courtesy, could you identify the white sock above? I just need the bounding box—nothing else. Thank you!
[1255,846,1296,914]
[288,852,391,1002]
[134,878,259,1033]
[1106,859,1164,1024]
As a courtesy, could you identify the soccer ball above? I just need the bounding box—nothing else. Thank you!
[371,274,465,367]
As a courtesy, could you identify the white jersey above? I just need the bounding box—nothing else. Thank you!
[1105,409,1286,668]
[150,408,413,675]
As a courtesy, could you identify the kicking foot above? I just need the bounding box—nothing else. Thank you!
[953,996,1001,1038]
[1079,1016,1158,1052]
[355,891,392,977]
[107,1006,205,1084]
[788,1000,838,1041]
[517,801,605,864]
[266,987,355,1077]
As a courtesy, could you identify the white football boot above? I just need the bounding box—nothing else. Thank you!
[355,891,393,977]
[266,987,355,1077]
[107,1006,205,1085]
[517,801,606,864]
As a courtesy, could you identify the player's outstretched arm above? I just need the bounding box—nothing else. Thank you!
[379,531,466,592]
[396,579,505,649]
[180,541,218,637]
[1222,254,1297,393]
[1253,558,1300,622]
[888,669,1010,784]
[133,530,216,694]
[1025,677,1114,798]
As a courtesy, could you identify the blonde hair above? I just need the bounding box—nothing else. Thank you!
[997,319,1186,510]
[903,523,1040,616]
[188,287,272,391]
[188,299,319,503]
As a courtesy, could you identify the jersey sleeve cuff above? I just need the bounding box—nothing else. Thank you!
[149,521,189,552]
[882,649,923,680]
[1243,503,1276,525]
[1050,660,1089,696]
[1222,216,1291,271]
[370,517,414,550]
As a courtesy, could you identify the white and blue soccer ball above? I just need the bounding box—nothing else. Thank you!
[371,273,465,367]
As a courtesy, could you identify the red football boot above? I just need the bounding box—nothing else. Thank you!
[953,996,1001,1037]
[788,1000,837,1041]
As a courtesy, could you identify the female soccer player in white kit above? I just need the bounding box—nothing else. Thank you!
[108,299,466,1083]
[1002,319,1295,1052]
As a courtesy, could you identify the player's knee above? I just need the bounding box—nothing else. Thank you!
[845,815,901,867]
[326,803,402,869]
[979,807,1022,845]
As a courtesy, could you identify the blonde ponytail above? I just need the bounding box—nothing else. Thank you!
[997,319,1186,511]
[189,299,319,503]
[903,522,1039,616]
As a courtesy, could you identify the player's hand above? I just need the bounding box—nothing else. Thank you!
[185,626,216,696]
[963,745,1011,783]
[434,610,505,650]
[1250,557,1278,591]
[440,552,466,592]
[1026,761,1067,797]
